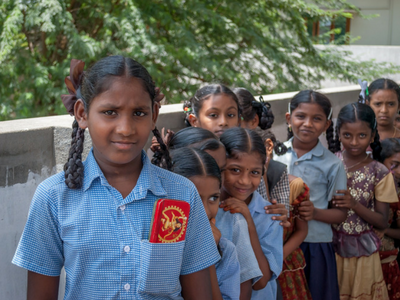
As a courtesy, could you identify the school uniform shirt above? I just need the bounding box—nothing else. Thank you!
[216,208,263,284]
[274,138,347,243]
[12,150,220,300]
[216,237,241,300]
[247,191,283,300]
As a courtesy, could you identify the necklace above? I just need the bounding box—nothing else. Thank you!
[342,150,369,170]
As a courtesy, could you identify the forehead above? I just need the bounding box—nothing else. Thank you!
[293,102,326,115]
[189,175,220,193]
[370,89,398,102]
[340,120,371,132]
[226,152,263,168]
[387,152,400,162]
[202,94,238,110]
[91,77,152,107]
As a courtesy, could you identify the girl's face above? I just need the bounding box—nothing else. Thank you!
[339,120,374,157]
[190,175,221,220]
[189,94,239,137]
[76,77,158,169]
[383,153,400,181]
[285,102,331,145]
[369,90,399,127]
[222,152,263,203]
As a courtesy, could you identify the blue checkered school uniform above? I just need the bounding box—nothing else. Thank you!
[216,209,263,285]
[13,150,220,300]
[216,237,240,300]
[247,191,283,300]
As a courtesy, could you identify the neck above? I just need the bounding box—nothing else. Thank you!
[343,149,368,162]
[377,123,396,140]
[378,123,394,133]
[292,137,319,158]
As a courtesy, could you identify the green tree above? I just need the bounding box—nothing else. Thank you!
[0,0,398,120]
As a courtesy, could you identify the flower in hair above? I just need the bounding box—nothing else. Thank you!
[184,107,192,112]
[60,59,85,116]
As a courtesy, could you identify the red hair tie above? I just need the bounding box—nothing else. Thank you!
[60,59,85,116]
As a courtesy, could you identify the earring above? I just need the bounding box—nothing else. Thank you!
[288,125,292,132]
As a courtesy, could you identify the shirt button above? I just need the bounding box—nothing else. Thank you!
[120,205,126,211]
[124,283,130,291]
[294,162,299,166]
[124,246,130,253]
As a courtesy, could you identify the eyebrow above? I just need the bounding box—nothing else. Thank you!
[97,104,151,110]
[207,106,238,111]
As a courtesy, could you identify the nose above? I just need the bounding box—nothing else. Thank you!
[303,117,312,127]
[238,173,251,186]
[116,115,134,136]
[218,115,228,127]
[381,104,388,113]
[350,136,358,146]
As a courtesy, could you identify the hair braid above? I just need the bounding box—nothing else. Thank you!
[151,127,172,170]
[326,121,336,153]
[333,126,341,153]
[370,130,382,161]
[64,119,85,189]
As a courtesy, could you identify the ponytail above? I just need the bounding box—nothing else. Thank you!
[151,127,173,170]
[64,119,85,188]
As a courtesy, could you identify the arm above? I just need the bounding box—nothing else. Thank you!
[333,190,389,229]
[283,217,308,260]
[240,280,252,300]
[209,265,223,300]
[313,206,347,224]
[181,268,213,300]
[384,211,400,239]
[27,271,59,300]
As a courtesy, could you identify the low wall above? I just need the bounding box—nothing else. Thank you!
[0,85,360,299]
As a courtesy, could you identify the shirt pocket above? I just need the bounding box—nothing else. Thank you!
[138,239,185,295]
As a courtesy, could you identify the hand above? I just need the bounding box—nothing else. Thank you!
[298,200,315,221]
[332,190,357,210]
[373,227,387,239]
[210,218,221,246]
[219,197,250,218]
[154,87,165,107]
[264,199,290,227]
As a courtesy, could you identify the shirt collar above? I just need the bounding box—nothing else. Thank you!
[285,137,324,159]
[247,191,268,214]
[83,149,167,199]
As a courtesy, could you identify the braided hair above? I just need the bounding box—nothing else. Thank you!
[183,84,241,126]
[233,87,274,130]
[63,55,170,188]
[334,102,382,160]
[255,127,288,156]
[287,90,336,153]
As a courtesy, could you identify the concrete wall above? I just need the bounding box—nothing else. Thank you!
[349,0,400,46]
[0,86,360,299]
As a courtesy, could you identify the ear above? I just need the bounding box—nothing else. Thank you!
[74,99,88,130]
[324,119,332,132]
[285,112,291,125]
[248,114,259,130]
[265,138,274,157]
[370,131,376,143]
[152,102,160,130]
[188,114,199,127]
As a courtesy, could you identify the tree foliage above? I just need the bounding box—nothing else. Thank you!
[0,0,398,120]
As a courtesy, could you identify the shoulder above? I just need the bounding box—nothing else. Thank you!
[370,160,390,179]
[35,171,68,199]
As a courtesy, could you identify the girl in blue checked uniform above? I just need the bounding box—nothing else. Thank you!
[12,56,220,300]
[274,90,349,300]
[218,127,283,300]
[168,147,241,300]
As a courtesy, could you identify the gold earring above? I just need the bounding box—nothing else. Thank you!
[288,125,292,132]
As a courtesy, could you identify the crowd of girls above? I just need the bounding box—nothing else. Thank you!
[12,55,400,300]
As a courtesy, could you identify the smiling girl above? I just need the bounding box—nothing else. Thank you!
[12,56,220,300]
[274,90,348,300]
[368,78,400,140]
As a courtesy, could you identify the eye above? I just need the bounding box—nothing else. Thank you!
[230,168,240,173]
[209,196,220,202]
[314,117,322,121]
[228,113,236,118]
[251,170,261,175]
[104,110,116,116]
[359,133,366,138]
[343,133,350,138]
[389,102,396,107]
[295,114,305,119]
[209,113,218,118]
[134,111,146,117]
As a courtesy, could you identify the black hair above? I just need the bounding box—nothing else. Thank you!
[220,127,266,169]
[255,127,288,156]
[287,90,336,153]
[64,55,170,188]
[368,78,400,105]
[379,138,400,163]
[151,127,225,168]
[183,84,241,126]
[233,88,274,130]
[169,148,221,185]
[334,102,382,160]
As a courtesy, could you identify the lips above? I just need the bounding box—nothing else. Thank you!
[214,130,225,136]
[112,141,135,150]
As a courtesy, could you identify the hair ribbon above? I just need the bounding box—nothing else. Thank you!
[61,59,85,116]
[358,79,368,104]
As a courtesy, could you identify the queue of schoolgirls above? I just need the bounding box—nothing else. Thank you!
[12,56,400,300]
